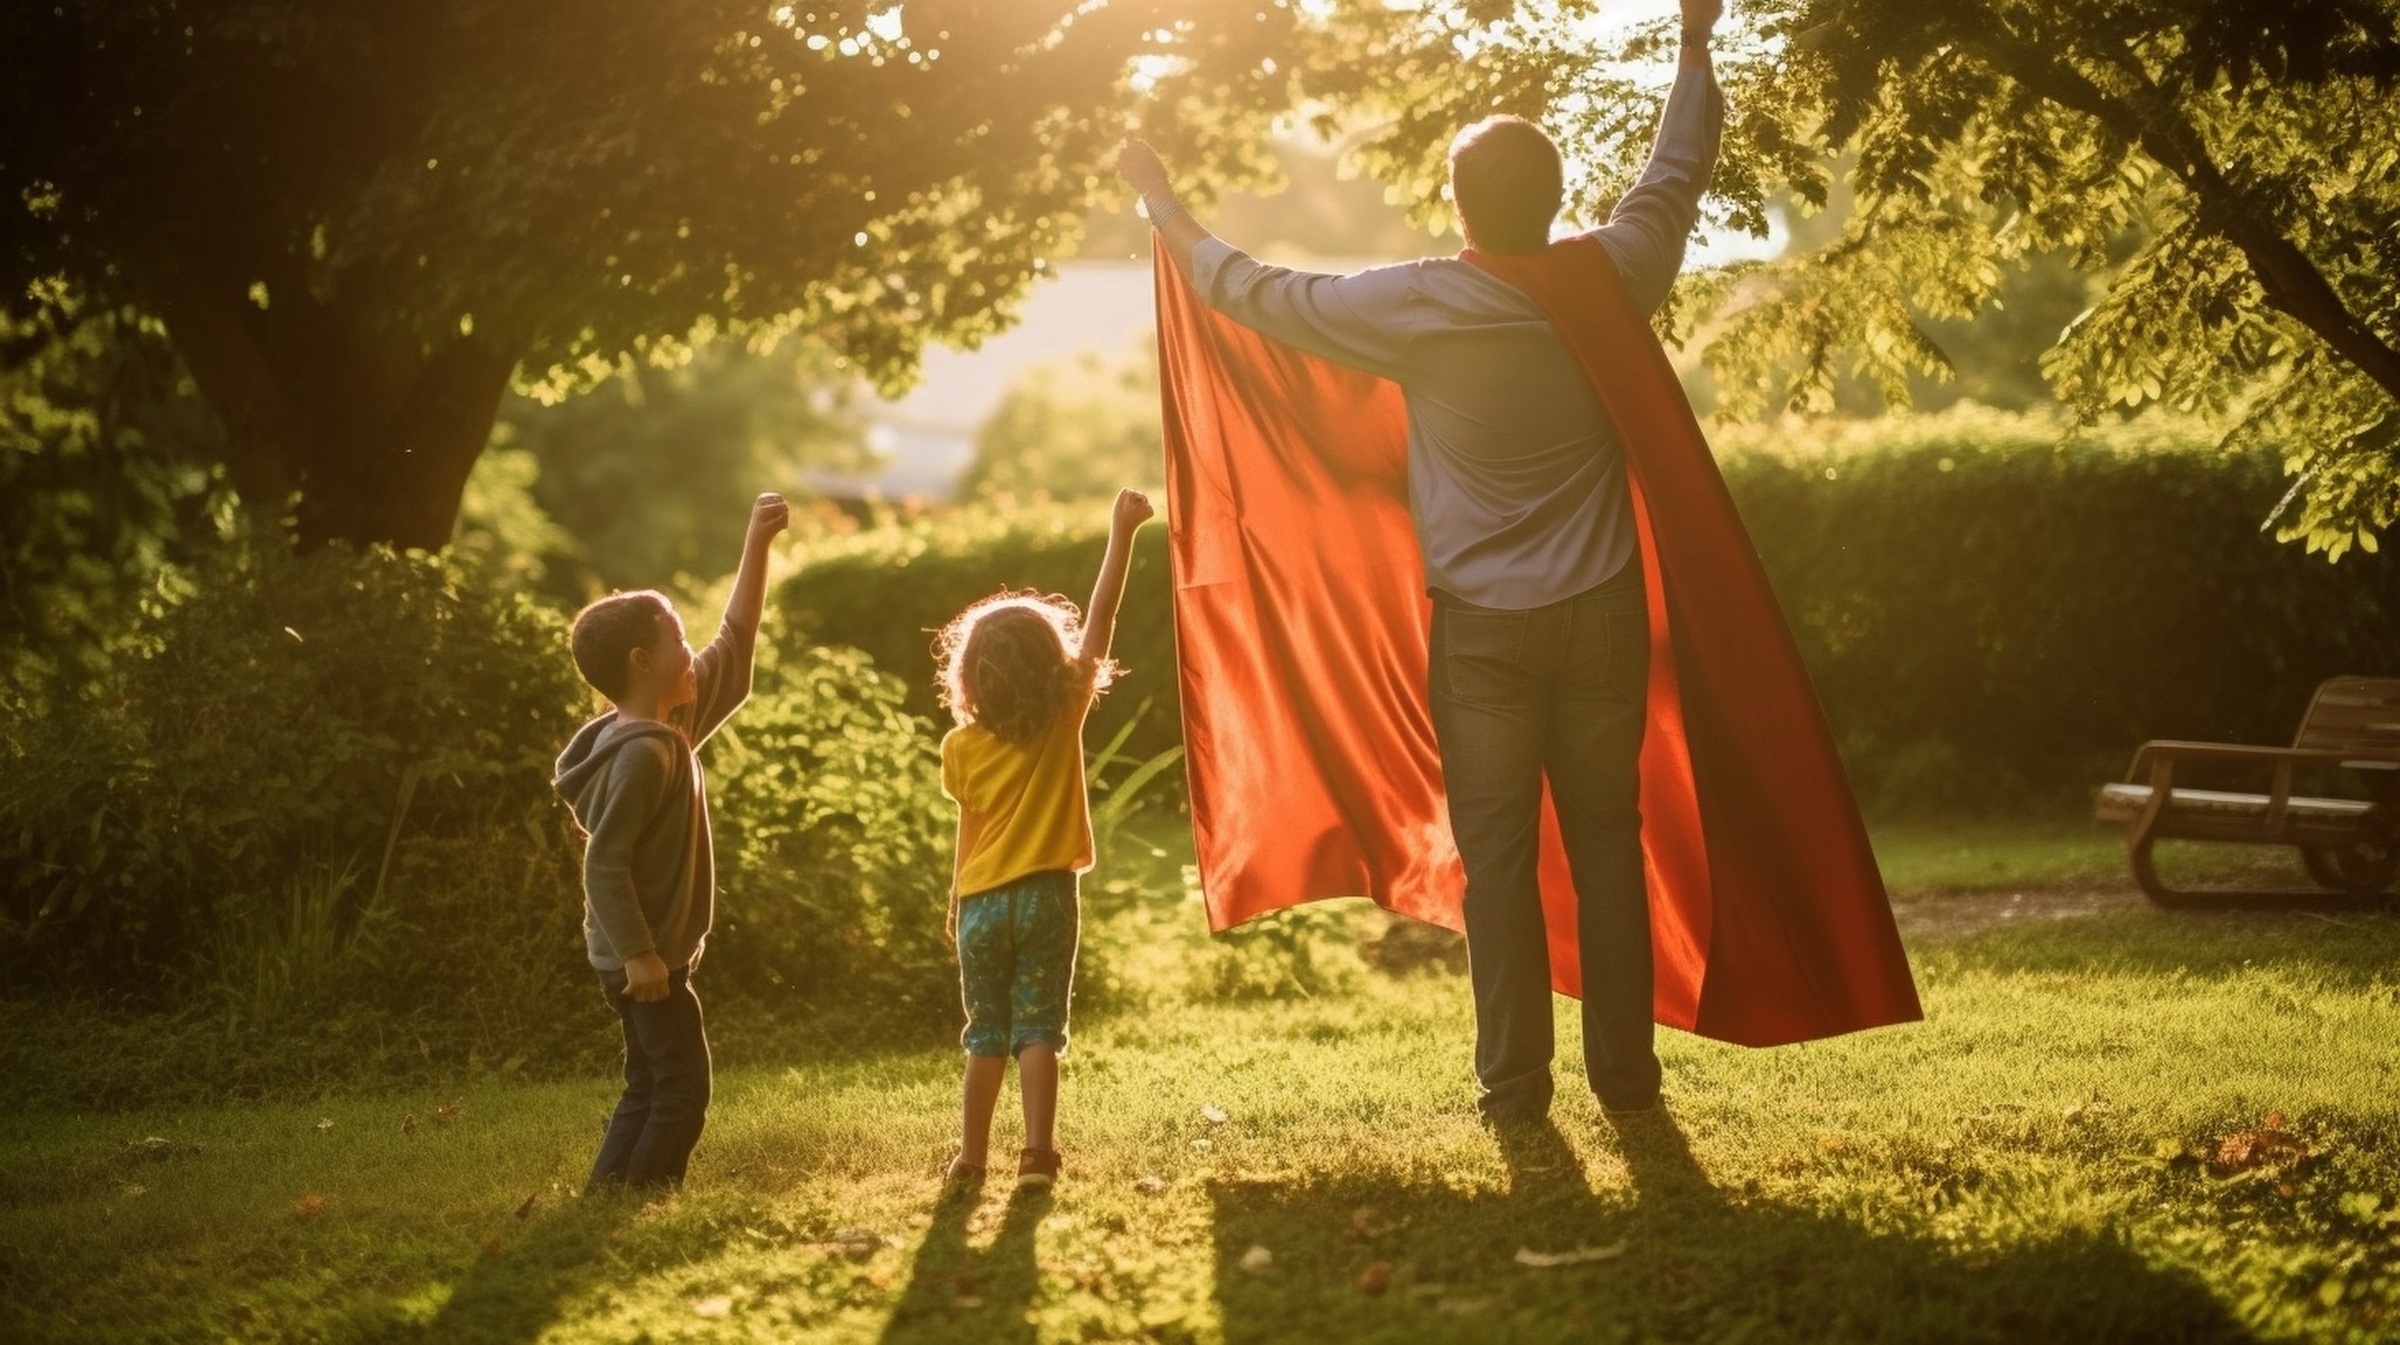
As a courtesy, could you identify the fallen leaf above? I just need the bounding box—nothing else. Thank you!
[827,1227,881,1262]
[1239,1245,1274,1274]
[1201,1104,1228,1125]
[515,1191,538,1220]
[2209,1116,2309,1176]
[1357,1262,1392,1296]
[402,1114,417,1136]
[693,1296,732,1320]
[314,1118,334,1133]
[291,1194,326,1220]
[1134,1175,1167,1195]
[481,1238,505,1259]
[1515,1241,1628,1268]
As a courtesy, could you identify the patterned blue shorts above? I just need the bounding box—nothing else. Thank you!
[956,869,1079,1059]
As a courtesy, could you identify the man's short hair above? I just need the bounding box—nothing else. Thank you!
[1448,116,1563,255]
[570,590,675,701]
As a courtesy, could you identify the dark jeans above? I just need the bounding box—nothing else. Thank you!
[1429,565,1660,1116]
[588,965,711,1191]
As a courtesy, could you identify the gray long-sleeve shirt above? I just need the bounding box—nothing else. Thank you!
[553,623,754,972]
[1191,53,1724,610]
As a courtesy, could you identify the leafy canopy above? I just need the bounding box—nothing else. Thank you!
[1294,0,2400,555]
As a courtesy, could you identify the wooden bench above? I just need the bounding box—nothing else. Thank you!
[2094,676,2400,905]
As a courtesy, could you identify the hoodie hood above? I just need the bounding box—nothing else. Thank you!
[554,713,682,832]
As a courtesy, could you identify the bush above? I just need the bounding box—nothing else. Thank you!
[775,502,1181,763]
[1717,410,2400,810]
[702,644,958,1024]
[0,542,584,998]
[781,412,2400,814]
[0,542,973,1104]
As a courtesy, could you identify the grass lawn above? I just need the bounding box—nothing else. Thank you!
[6,819,2400,1343]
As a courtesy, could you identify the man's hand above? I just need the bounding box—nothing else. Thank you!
[1680,0,1722,38]
[1112,487,1155,534]
[623,951,671,1003]
[748,491,790,542]
[1116,140,1172,199]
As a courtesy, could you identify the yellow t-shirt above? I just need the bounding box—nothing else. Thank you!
[941,681,1097,898]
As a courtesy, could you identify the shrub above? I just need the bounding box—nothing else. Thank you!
[701,644,958,1023]
[0,542,583,998]
[774,502,1181,763]
[780,411,2400,814]
[1716,410,2400,810]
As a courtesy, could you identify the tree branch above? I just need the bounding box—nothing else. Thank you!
[1958,20,2400,408]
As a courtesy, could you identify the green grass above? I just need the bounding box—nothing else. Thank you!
[7,822,2400,1343]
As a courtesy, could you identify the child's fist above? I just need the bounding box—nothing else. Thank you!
[1114,488,1155,531]
[750,492,790,538]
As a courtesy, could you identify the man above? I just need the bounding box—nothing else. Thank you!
[1120,0,1726,1122]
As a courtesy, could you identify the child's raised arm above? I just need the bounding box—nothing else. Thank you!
[721,492,791,640]
[1079,488,1154,678]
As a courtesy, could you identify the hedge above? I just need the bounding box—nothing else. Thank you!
[776,411,2400,812]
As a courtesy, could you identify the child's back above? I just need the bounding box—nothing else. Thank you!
[934,488,1153,1193]
[553,492,787,1192]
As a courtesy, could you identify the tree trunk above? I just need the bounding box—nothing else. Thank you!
[150,260,520,551]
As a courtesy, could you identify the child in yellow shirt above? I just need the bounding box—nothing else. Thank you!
[933,488,1153,1190]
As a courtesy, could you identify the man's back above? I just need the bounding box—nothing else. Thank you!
[1187,52,1722,609]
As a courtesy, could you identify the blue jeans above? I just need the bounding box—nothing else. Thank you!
[588,965,711,1190]
[1429,564,1660,1116]
[956,870,1079,1059]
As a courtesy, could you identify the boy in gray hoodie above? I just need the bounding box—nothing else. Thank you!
[554,492,788,1191]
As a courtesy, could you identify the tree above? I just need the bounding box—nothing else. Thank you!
[1293,1,2400,554]
[1,1,1297,549]
[958,341,1166,501]
[495,341,870,593]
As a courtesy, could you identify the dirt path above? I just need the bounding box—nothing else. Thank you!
[1890,885,2152,943]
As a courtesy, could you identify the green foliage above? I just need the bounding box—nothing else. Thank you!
[774,501,1181,762]
[1292,1,2400,555]
[494,343,873,595]
[701,645,958,1021]
[0,543,585,996]
[0,538,992,1092]
[1718,409,2400,809]
[811,417,2400,813]
[0,1,1303,545]
[0,301,229,691]
[956,343,1166,503]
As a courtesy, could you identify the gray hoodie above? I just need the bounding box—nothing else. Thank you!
[554,626,752,972]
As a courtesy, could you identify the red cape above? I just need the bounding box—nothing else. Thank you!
[1155,236,1921,1047]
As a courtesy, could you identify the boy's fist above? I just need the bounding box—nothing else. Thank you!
[1114,488,1156,531]
[622,951,670,1003]
[749,492,789,539]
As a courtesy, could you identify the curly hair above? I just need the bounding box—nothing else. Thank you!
[934,591,1114,745]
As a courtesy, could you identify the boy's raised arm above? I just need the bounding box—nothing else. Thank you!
[688,493,790,743]
[1079,488,1155,677]
[721,492,790,642]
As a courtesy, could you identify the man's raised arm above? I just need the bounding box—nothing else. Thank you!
[1592,0,1727,313]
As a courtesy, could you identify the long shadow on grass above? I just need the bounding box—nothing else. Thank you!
[1936,907,2400,986]
[394,1193,647,1344]
[1210,1108,2255,1345]
[879,1185,1049,1344]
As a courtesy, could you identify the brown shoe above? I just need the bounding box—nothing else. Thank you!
[1016,1147,1061,1188]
